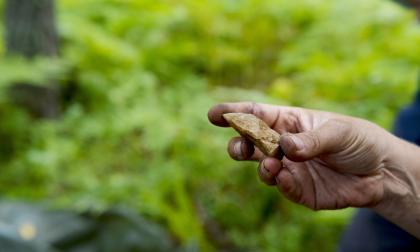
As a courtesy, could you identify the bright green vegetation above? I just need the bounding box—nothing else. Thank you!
[0,0,419,251]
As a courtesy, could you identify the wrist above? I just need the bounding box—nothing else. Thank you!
[372,135,420,230]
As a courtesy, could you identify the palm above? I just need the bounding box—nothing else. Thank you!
[281,158,383,210]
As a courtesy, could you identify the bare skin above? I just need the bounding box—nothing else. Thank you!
[208,102,420,238]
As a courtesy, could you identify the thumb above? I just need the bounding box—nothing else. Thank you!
[279,119,352,162]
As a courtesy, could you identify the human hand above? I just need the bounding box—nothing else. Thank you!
[208,102,403,210]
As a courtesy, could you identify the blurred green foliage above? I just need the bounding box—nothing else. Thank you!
[0,0,419,251]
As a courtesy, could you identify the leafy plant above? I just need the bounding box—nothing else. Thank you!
[0,0,418,251]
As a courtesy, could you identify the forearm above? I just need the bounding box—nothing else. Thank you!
[373,135,420,238]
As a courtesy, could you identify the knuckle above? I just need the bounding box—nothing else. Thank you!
[327,118,356,149]
[249,102,265,119]
[328,118,353,135]
[306,131,321,150]
[258,164,276,185]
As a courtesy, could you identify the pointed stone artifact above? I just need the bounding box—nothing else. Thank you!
[223,113,284,158]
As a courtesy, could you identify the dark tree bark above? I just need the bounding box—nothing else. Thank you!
[5,0,58,58]
[4,0,60,118]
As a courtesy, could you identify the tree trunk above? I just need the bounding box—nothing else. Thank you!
[5,0,60,118]
[5,0,58,58]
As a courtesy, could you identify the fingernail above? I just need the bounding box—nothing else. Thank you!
[289,135,305,151]
[234,141,244,160]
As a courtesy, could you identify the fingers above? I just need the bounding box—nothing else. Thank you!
[227,137,264,161]
[274,159,304,204]
[279,119,352,162]
[208,102,281,128]
[258,157,282,185]
[275,159,316,209]
[257,157,317,209]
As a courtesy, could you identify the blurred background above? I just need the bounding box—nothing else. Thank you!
[0,0,419,251]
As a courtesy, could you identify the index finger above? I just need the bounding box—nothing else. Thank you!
[208,102,284,128]
[208,102,280,127]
